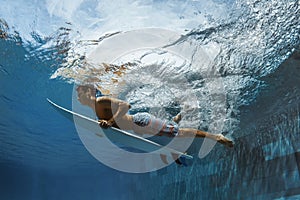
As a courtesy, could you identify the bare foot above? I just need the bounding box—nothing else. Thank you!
[216,134,234,148]
[173,113,182,124]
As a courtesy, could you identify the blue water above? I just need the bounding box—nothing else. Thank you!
[1,0,300,199]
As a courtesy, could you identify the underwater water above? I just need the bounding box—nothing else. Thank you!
[1,0,300,199]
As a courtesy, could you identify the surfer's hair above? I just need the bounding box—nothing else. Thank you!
[76,84,96,99]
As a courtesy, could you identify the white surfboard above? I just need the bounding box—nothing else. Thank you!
[47,98,193,160]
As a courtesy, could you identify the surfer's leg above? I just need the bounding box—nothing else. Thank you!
[178,128,233,147]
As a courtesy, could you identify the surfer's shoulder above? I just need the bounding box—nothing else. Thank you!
[96,96,113,102]
[96,96,125,104]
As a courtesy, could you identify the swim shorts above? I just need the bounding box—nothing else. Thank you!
[132,112,179,136]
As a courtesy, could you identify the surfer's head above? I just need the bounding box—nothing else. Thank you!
[76,85,96,106]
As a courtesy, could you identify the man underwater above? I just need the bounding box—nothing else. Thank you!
[76,85,233,148]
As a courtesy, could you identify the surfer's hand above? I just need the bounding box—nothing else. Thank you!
[98,120,112,128]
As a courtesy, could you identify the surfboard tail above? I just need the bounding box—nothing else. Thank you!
[160,153,188,166]
[171,153,187,166]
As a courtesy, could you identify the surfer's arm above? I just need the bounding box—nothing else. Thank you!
[97,97,131,128]
[108,99,131,125]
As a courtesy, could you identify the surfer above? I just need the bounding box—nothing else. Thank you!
[76,85,233,148]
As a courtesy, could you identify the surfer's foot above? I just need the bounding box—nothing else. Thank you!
[216,134,234,148]
[173,113,182,124]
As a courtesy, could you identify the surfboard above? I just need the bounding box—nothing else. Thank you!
[47,98,193,160]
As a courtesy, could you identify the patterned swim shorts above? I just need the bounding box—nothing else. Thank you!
[132,112,179,136]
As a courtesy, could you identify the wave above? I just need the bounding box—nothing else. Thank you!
[1,0,299,136]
